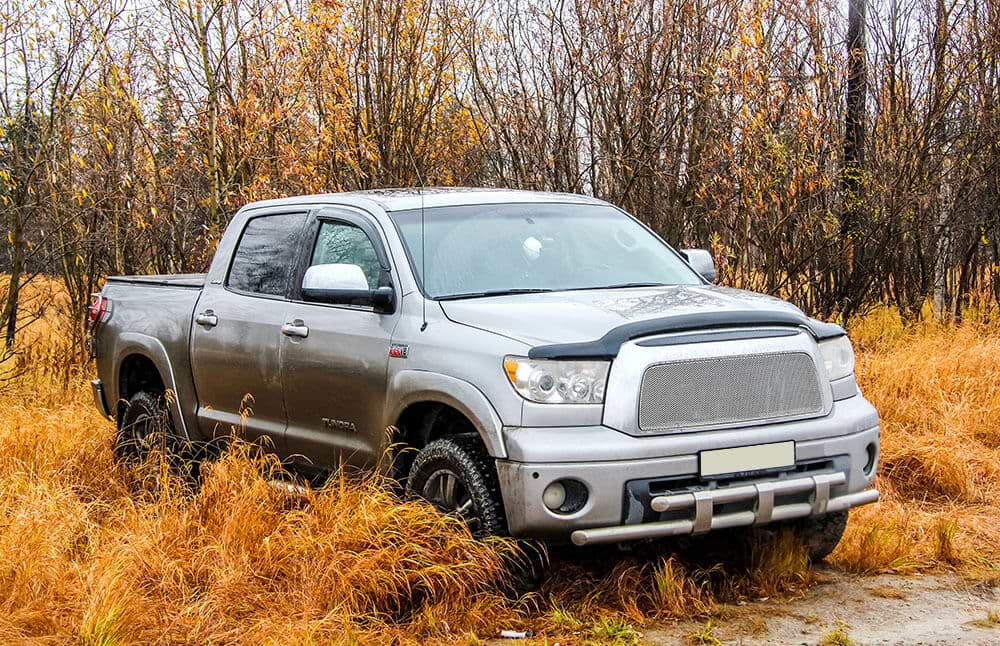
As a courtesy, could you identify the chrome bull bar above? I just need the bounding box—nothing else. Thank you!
[570,472,879,546]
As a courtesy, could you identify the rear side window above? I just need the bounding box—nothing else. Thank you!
[227,213,307,296]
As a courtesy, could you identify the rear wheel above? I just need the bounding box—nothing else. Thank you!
[115,391,196,480]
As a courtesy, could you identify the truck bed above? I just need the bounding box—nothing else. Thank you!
[95,273,207,433]
[105,273,206,289]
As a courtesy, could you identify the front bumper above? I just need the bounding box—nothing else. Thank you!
[495,395,880,542]
[570,471,878,546]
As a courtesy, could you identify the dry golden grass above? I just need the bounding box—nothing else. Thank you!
[0,378,815,643]
[818,622,856,646]
[865,585,907,600]
[1,298,998,642]
[0,385,523,643]
[832,309,1000,576]
[967,608,1000,629]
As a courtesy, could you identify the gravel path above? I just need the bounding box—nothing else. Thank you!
[645,569,999,645]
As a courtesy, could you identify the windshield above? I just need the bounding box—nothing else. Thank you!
[388,203,703,299]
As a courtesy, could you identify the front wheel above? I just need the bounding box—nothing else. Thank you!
[790,510,849,562]
[405,435,507,538]
[405,435,545,592]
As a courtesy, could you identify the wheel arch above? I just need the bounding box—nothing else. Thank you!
[387,370,507,459]
[111,333,191,439]
[117,353,165,414]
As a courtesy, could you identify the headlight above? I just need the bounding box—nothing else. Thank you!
[818,336,855,381]
[503,356,609,404]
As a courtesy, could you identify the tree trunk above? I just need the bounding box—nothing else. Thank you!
[838,0,867,318]
[2,209,24,349]
[842,0,867,236]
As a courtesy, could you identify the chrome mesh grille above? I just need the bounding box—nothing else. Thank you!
[637,352,824,433]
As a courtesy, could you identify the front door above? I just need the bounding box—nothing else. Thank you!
[190,211,307,456]
[280,209,398,471]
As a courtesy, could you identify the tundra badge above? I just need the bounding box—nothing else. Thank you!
[322,418,357,433]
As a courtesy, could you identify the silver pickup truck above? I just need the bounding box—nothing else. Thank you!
[89,188,879,559]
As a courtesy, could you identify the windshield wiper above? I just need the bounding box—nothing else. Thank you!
[436,288,555,301]
[565,282,668,291]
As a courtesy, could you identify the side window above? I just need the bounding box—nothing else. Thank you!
[227,213,307,296]
[310,221,383,288]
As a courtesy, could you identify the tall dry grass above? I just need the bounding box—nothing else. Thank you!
[833,309,1000,578]
[1,301,998,642]
[0,384,523,643]
[0,369,813,643]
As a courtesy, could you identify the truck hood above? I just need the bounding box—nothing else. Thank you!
[439,285,805,347]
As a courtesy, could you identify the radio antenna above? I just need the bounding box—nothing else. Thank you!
[405,143,428,332]
[419,185,427,331]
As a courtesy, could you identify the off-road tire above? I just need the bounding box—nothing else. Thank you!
[405,435,545,592]
[792,510,849,562]
[406,434,507,538]
[115,391,195,479]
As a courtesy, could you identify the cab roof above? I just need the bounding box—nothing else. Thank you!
[239,188,608,213]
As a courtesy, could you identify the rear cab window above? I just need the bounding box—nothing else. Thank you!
[227,213,307,296]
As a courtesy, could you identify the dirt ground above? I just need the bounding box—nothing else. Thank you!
[644,569,999,645]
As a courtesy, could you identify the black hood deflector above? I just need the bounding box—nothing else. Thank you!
[527,310,845,360]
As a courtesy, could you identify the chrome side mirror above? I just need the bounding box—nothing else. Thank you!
[301,263,395,313]
[681,249,717,283]
[303,263,370,291]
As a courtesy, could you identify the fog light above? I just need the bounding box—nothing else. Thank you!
[542,481,567,510]
[542,479,589,515]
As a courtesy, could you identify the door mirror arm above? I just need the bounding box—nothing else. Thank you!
[371,285,395,313]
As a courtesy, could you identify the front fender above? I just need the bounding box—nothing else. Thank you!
[386,370,507,458]
[112,332,196,441]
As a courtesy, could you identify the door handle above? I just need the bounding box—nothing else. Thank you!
[281,320,309,338]
[195,310,218,327]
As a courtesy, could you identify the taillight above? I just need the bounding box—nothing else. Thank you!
[87,294,110,329]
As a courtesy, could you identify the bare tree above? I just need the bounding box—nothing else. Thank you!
[3,0,999,378]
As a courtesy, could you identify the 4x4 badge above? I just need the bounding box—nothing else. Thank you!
[389,343,409,358]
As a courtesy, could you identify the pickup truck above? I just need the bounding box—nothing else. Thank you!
[89,188,879,559]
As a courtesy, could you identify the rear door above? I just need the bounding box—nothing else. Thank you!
[279,207,399,471]
[190,211,307,456]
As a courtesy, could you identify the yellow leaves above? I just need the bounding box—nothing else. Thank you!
[69,188,90,208]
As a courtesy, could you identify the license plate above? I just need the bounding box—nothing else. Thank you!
[699,441,795,477]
